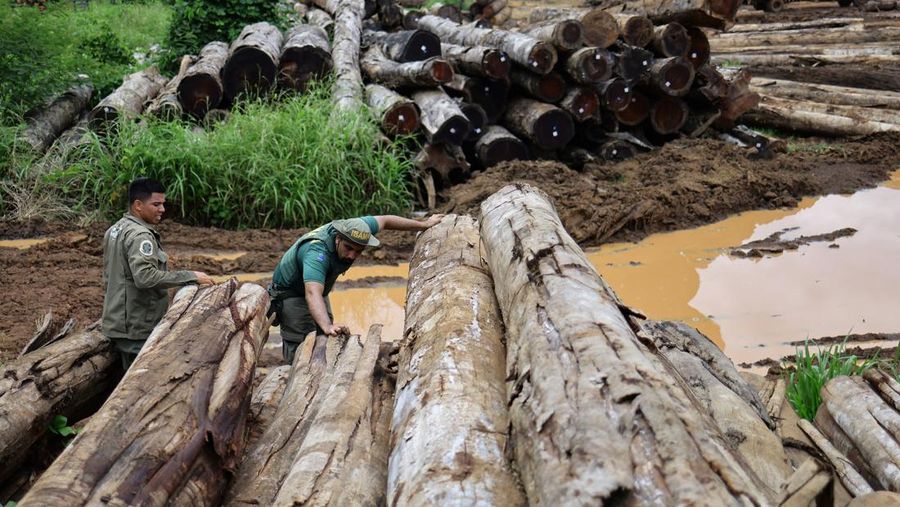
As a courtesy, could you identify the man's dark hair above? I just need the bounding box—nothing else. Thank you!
[128,178,166,205]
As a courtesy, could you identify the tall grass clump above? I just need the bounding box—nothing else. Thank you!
[785,339,879,420]
[55,84,415,228]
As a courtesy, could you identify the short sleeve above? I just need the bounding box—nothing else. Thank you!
[300,241,329,284]
[361,215,379,234]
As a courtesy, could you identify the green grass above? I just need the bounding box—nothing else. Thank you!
[785,339,880,420]
[49,84,415,228]
[786,142,838,155]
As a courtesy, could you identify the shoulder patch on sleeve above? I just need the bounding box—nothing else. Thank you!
[139,239,154,256]
[316,252,326,262]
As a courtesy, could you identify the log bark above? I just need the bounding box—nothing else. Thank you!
[179,41,228,118]
[223,22,284,100]
[478,184,774,505]
[441,43,511,80]
[597,77,633,111]
[815,375,900,492]
[563,47,615,84]
[503,98,574,150]
[279,24,333,92]
[651,22,690,57]
[361,47,453,88]
[443,73,509,122]
[90,67,167,130]
[559,86,600,121]
[21,83,92,153]
[307,7,335,37]
[777,458,833,506]
[615,89,650,125]
[798,418,875,498]
[428,2,462,22]
[327,0,366,112]
[247,365,291,450]
[521,19,585,51]
[729,16,861,33]
[416,14,558,74]
[744,98,900,136]
[709,27,900,50]
[711,53,900,66]
[389,215,527,506]
[365,83,420,136]
[649,96,689,134]
[0,329,117,485]
[612,43,654,81]
[19,281,270,506]
[864,369,900,411]
[509,68,567,103]
[412,88,470,145]
[474,125,528,167]
[147,55,193,120]
[377,0,403,28]
[529,7,620,48]
[612,13,654,47]
[749,77,900,109]
[600,0,742,30]
[364,28,441,62]
[648,56,695,96]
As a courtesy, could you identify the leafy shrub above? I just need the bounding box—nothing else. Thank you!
[81,25,132,65]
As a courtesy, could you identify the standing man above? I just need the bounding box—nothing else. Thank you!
[269,214,444,363]
[102,178,214,369]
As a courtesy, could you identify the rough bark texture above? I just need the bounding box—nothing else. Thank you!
[327,0,366,111]
[279,24,333,92]
[744,97,900,136]
[364,29,441,62]
[307,7,335,36]
[365,83,420,136]
[479,184,773,505]
[247,365,291,450]
[19,281,270,507]
[0,329,117,486]
[529,7,620,48]
[411,89,470,145]
[798,419,875,498]
[521,19,585,51]
[600,0,742,30]
[361,47,453,88]
[416,14,558,74]
[749,77,900,109]
[223,22,284,100]
[90,67,167,129]
[474,125,528,167]
[147,55,193,120]
[563,47,615,84]
[502,98,574,149]
[20,83,92,153]
[388,215,526,507]
[179,41,228,118]
[441,43,511,80]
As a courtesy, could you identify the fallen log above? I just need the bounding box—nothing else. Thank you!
[459,101,488,139]
[179,41,229,118]
[412,88,471,145]
[798,418,875,498]
[401,8,424,30]
[649,96,689,134]
[597,77,633,111]
[744,98,900,136]
[361,47,453,88]
[651,22,690,57]
[306,7,335,36]
[389,215,527,506]
[0,329,117,486]
[521,19,585,51]
[864,369,900,412]
[146,55,193,120]
[612,13,654,47]
[365,83,420,136]
[474,125,529,167]
[19,281,270,506]
[20,83,92,153]
[502,98,574,150]
[428,2,462,22]
[247,364,291,450]
[509,68,567,103]
[600,0,741,30]
[443,73,509,122]
[559,86,600,121]
[326,0,366,111]
[563,47,615,84]
[728,16,861,32]
[528,7,620,48]
[223,22,284,100]
[648,56,695,96]
[416,14,558,74]
[440,43,511,80]
[363,28,441,62]
[615,89,650,125]
[749,77,900,109]
[278,24,332,92]
[491,6,512,27]
[709,27,900,50]
[89,67,167,130]
[479,184,774,504]
[850,492,900,506]
[711,53,900,66]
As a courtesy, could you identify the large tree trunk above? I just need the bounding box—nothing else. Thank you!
[307,7,335,37]
[20,84,92,153]
[389,215,527,506]
[364,28,441,62]
[179,41,229,118]
[559,86,600,121]
[246,365,292,450]
[600,0,742,30]
[416,14,558,74]
[0,329,117,486]
[563,47,615,84]
[528,7,620,48]
[648,56,695,96]
[503,98,574,150]
[509,68,567,103]
[361,47,453,88]
[279,24,332,92]
[474,125,528,168]
[611,13,654,47]
[521,19,585,51]
[709,27,900,50]
[443,73,509,122]
[19,281,269,507]
[320,0,366,111]
[798,419,875,498]
[711,53,900,66]
[365,84,420,136]
[147,55,193,120]
[749,77,900,109]
[440,43,511,80]
[89,67,167,130]
[411,89,470,145]
[744,98,900,136]
[478,184,774,505]
[223,22,284,101]
[685,25,710,69]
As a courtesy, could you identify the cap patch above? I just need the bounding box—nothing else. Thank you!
[349,229,371,242]
[139,239,154,256]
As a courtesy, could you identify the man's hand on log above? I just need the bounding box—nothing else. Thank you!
[324,323,350,336]
[193,271,215,285]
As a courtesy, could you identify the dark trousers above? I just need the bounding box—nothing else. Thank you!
[278,295,332,364]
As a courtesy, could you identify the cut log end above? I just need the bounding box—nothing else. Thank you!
[601,79,633,112]
[685,26,711,69]
[622,16,654,48]
[223,51,278,99]
[600,140,637,161]
[574,48,615,83]
[528,43,558,75]
[433,115,470,145]
[278,48,332,91]
[479,137,528,167]
[384,102,420,136]
[582,10,620,48]
[460,102,488,140]
[179,76,223,117]
[655,23,690,58]
[654,58,695,96]
[559,20,585,49]
[534,109,575,149]
[539,73,567,103]
[651,97,689,134]
[484,50,511,80]
[430,60,454,83]
[562,88,600,122]
[398,30,442,62]
[615,90,650,126]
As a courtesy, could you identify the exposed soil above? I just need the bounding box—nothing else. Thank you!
[2,133,899,361]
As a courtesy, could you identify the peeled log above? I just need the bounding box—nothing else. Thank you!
[441,43,511,80]
[223,22,284,100]
[475,125,528,167]
[365,84,420,136]
[503,97,574,150]
[411,89,470,145]
[179,41,228,118]
[744,98,900,136]
[749,77,900,109]
[147,55,193,120]
[563,47,615,84]
[601,0,742,30]
[362,47,453,88]
[443,73,509,123]
[389,215,527,506]
[509,68,567,103]
[279,24,332,92]
[0,329,117,485]
[479,184,774,505]
[90,67,167,130]
[416,14,558,74]
[19,281,270,507]
[528,7,619,48]
[559,86,600,121]
[521,19,585,51]
[20,83,92,153]
[815,375,900,492]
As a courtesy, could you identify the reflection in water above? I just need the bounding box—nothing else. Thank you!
[330,286,407,341]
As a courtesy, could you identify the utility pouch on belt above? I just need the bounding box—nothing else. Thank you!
[266,284,284,326]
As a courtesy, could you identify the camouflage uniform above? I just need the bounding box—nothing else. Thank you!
[101,213,197,369]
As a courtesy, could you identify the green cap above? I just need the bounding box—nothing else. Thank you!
[333,218,380,247]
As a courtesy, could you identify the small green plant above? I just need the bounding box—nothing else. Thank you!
[720,59,743,68]
[785,338,878,420]
[48,415,77,437]
[4,500,17,507]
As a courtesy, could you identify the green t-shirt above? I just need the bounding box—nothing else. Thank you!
[273,216,378,295]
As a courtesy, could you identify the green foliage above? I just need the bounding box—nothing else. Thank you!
[4,501,16,507]
[0,1,171,124]
[785,339,879,420]
[48,414,77,437]
[163,0,283,73]
[54,85,415,228]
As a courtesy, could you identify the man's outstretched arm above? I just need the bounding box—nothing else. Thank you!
[374,214,445,232]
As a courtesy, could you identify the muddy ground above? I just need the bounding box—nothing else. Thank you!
[2,133,899,360]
